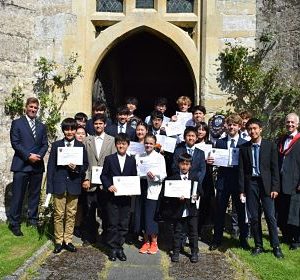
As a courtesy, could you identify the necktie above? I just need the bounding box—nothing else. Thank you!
[153,130,157,136]
[289,135,294,140]
[30,119,36,138]
[188,148,193,156]
[253,144,259,174]
[183,176,188,180]
[230,139,235,148]
[242,132,247,138]
[120,125,124,133]
[66,142,71,147]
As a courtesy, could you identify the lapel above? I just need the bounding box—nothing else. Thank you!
[98,134,110,163]
[220,136,228,149]
[122,154,131,175]
[246,141,253,168]
[22,116,35,140]
[237,137,245,147]
[259,139,266,165]
[113,153,122,175]
[86,136,98,160]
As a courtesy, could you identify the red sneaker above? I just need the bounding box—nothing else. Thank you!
[148,242,159,254]
[139,242,150,254]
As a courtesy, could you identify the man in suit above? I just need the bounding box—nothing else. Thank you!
[277,113,300,250]
[239,118,284,258]
[9,97,48,236]
[148,110,167,136]
[105,106,135,140]
[47,118,88,253]
[100,133,137,261]
[208,114,249,250]
[82,113,116,244]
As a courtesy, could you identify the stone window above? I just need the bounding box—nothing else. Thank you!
[96,0,123,12]
[136,0,154,8]
[167,0,194,13]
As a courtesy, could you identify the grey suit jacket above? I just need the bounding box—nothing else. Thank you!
[84,133,117,183]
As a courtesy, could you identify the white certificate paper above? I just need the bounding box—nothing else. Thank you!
[57,147,83,165]
[137,157,161,177]
[113,176,141,196]
[229,148,239,166]
[164,180,191,199]
[127,142,145,156]
[156,135,177,153]
[195,143,212,159]
[91,166,103,184]
[176,111,193,125]
[210,148,230,167]
[165,121,185,136]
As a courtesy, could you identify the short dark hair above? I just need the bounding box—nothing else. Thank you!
[195,122,209,141]
[92,102,107,112]
[115,132,130,145]
[183,126,197,138]
[61,118,77,131]
[74,112,88,122]
[178,153,192,163]
[246,118,263,129]
[151,110,164,121]
[191,105,206,115]
[154,97,168,107]
[92,113,107,124]
[116,106,130,116]
[125,96,138,106]
[26,97,39,106]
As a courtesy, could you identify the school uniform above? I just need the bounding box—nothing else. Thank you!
[100,153,137,254]
[46,138,88,245]
[105,122,135,140]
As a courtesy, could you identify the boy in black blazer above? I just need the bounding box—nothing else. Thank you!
[160,153,201,263]
[47,118,88,254]
[100,133,137,261]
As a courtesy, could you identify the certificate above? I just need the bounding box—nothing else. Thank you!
[91,166,103,184]
[137,156,161,177]
[176,111,193,126]
[164,180,191,199]
[165,121,185,136]
[156,135,177,153]
[127,141,145,156]
[57,147,83,165]
[113,176,141,196]
[210,148,230,167]
[195,143,212,159]
[229,148,239,166]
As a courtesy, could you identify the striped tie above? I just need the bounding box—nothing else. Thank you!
[30,119,36,138]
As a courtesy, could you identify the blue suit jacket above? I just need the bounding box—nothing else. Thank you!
[105,123,135,140]
[215,136,247,191]
[46,139,88,195]
[172,142,206,185]
[100,153,137,197]
[10,116,48,173]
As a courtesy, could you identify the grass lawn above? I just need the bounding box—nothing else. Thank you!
[0,222,47,279]
[222,234,300,280]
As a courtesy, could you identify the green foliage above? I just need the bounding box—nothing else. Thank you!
[4,85,25,119]
[217,38,300,139]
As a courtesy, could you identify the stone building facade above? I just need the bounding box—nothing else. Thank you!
[0,0,297,220]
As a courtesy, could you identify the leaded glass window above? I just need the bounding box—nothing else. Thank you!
[136,0,154,8]
[167,0,194,13]
[96,0,123,12]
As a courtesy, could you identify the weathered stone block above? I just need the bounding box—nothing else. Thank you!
[0,34,29,62]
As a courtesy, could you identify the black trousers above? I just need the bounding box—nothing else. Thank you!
[106,196,131,250]
[247,177,279,248]
[173,216,198,253]
[9,171,43,227]
[213,188,248,244]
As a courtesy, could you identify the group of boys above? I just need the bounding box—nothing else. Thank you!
[7,96,300,263]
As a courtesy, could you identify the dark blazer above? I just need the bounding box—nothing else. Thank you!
[10,116,48,173]
[172,142,206,185]
[147,125,167,136]
[239,139,280,196]
[105,123,135,140]
[46,139,88,195]
[278,136,300,194]
[215,136,247,191]
[159,173,201,220]
[100,153,137,197]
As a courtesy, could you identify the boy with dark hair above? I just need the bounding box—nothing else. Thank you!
[145,97,170,125]
[47,118,88,254]
[160,153,201,263]
[148,110,166,136]
[186,105,206,127]
[74,112,88,128]
[101,133,137,261]
[239,111,252,141]
[125,96,141,129]
[239,118,284,258]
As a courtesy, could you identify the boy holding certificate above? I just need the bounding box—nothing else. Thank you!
[160,153,201,263]
[100,133,137,262]
[47,118,88,254]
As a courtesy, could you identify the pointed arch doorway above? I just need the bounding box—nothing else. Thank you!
[93,30,195,120]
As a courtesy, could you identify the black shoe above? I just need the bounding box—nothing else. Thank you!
[273,246,284,259]
[209,243,220,251]
[108,250,117,261]
[117,249,127,261]
[171,252,179,262]
[190,252,198,263]
[64,242,77,252]
[251,247,264,256]
[240,239,251,250]
[8,224,23,236]
[289,243,300,250]
[53,243,63,254]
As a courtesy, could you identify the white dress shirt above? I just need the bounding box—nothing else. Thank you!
[284,131,298,150]
[180,172,189,217]
[227,134,240,148]
[117,153,126,172]
[64,139,75,147]
[94,132,105,157]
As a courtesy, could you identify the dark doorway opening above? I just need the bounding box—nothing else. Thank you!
[93,31,194,120]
